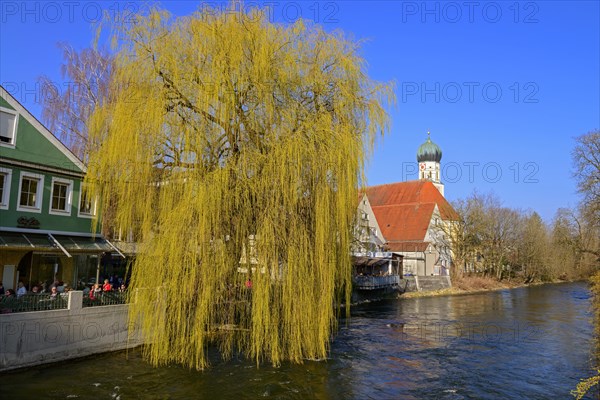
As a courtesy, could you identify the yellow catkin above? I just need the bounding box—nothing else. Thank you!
[86,5,394,369]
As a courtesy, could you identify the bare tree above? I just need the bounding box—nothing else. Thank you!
[573,130,600,223]
[443,188,595,283]
[441,192,522,280]
[37,44,117,238]
[519,212,550,282]
[38,43,113,161]
[571,131,600,399]
[455,193,521,279]
[570,130,600,270]
[443,197,483,277]
[550,209,584,279]
[552,208,599,272]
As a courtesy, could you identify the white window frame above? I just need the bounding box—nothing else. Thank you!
[112,226,123,241]
[0,167,13,210]
[77,183,97,218]
[0,106,19,147]
[48,177,73,216]
[16,171,44,213]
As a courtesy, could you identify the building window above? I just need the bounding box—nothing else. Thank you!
[78,184,97,218]
[20,178,39,207]
[49,177,73,215]
[17,172,44,213]
[0,107,18,146]
[112,226,137,242]
[112,226,123,241]
[0,167,12,209]
[52,183,68,209]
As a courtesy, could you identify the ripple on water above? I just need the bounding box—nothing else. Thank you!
[0,283,594,400]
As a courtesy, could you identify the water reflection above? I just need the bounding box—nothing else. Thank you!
[329,283,595,399]
[0,282,595,399]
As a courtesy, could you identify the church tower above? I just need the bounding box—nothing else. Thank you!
[417,131,444,196]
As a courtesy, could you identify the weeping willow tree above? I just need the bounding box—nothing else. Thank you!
[86,6,393,369]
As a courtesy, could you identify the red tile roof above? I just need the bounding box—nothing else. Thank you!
[372,203,435,242]
[365,180,459,246]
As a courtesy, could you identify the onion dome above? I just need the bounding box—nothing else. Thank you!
[416,131,442,163]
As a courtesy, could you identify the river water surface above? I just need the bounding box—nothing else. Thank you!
[0,282,596,399]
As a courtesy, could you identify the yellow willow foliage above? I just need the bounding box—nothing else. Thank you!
[86,6,394,369]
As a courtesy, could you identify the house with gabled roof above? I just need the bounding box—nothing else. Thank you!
[355,193,386,254]
[361,133,459,276]
[0,85,122,292]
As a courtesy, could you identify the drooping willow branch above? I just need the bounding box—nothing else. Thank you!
[86,6,394,369]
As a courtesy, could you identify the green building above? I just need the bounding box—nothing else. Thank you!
[0,85,120,292]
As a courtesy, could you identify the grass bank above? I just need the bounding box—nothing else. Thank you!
[402,275,574,299]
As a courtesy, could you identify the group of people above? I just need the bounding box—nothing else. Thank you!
[0,280,72,299]
[84,279,127,300]
[0,276,127,300]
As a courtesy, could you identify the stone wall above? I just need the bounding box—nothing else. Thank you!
[0,291,142,372]
[403,276,452,293]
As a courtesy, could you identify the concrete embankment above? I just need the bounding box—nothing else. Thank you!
[402,276,452,293]
[0,291,142,372]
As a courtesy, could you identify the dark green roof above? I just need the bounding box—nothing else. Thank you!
[417,134,442,163]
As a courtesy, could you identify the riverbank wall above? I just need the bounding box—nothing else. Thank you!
[1,278,453,371]
[403,276,452,292]
[0,291,141,372]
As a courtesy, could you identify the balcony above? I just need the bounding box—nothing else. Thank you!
[353,275,400,290]
[351,251,393,258]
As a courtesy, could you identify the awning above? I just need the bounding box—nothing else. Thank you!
[0,231,115,257]
[111,241,140,256]
[352,256,393,268]
[52,235,115,254]
[0,232,56,251]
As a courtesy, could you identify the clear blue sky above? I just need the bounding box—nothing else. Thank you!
[1,1,599,220]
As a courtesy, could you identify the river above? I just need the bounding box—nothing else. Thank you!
[0,282,596,399]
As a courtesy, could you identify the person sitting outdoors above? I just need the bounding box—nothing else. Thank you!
[50,286,59,299]
[16,282,27,298]
[90,283,102,300]
[0,289,17,314]
[102,279,112,292]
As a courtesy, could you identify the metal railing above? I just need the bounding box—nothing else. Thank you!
[0,293,68,313]
[353,275,400,290]
[82,291,128,308]
[352,251,393,258]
